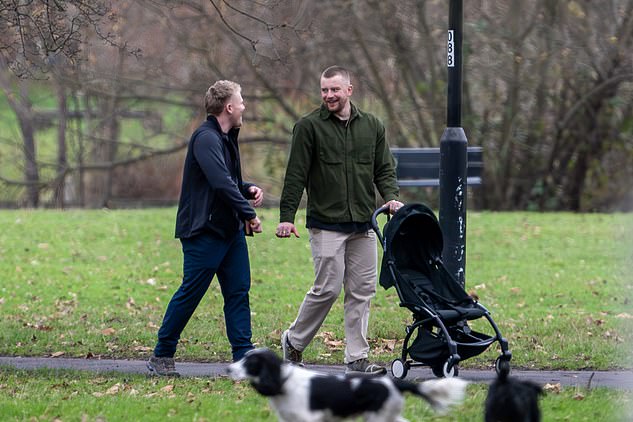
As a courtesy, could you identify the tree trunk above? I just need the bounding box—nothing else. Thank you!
[54,81,68,208]
[18,83,40,208]
[0,58,40,207]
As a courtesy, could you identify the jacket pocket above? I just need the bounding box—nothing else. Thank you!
[354,138,374,164]
[206,197,239,239]
[318,141,344,164]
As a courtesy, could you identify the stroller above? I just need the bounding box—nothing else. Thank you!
[371,203,511,379]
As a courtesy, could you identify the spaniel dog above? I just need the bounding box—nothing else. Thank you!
[484,370,543,422]
[227,348,467,422]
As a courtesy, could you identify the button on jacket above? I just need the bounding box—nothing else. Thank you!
[175,116,256,239]
[280,103,399,224]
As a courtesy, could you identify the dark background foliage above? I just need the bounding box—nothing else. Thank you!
[1,0,631,211]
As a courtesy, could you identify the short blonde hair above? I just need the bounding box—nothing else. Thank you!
[205,80,241,116]
[321,66,351,84]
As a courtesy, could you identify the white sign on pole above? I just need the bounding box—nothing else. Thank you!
[447,30,455,67]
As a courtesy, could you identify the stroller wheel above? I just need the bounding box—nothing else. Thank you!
[495,356,511,377]
[391,359,408,379]
[432,360,459,378]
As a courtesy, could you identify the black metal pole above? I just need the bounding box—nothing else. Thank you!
[439,0,468,287]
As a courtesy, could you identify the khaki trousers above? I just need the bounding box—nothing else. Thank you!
[287,228,377,363]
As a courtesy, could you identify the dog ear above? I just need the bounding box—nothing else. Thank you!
[251,351,284,396]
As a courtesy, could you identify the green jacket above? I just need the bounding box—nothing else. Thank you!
[280,103,399,224]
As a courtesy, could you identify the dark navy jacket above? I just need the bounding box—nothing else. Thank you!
[175,116,257,239]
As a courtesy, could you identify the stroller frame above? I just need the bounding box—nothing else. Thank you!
[372,204,511,379]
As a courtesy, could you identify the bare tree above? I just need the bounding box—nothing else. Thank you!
[52,70,68,207]
[0,54,39,206]
[465,0,633,210]
[1,0,632,210]
[0,0,118,78]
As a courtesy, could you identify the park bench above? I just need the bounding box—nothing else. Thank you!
[391,146,483,187]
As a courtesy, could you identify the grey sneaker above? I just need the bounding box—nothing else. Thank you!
[281,330,304,366]
[147,355,180,377]
[346,358,387,375]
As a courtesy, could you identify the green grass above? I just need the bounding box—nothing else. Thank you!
[0,208,631,421]
[0,367,630,421]
[1,208,630,370]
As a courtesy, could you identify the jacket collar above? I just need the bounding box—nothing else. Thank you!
[319,102,362,121]
[205,115,240,140]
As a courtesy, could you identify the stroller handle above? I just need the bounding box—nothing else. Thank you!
[371,204,391,248]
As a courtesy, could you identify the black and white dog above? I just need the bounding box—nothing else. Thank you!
[227,348,467,422]
[484,370,543,422]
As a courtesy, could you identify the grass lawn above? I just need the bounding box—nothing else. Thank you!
[0,367,630,421]
[0,207,631,420]
[0,207,630,370]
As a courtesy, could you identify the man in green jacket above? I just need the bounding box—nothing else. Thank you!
[276,65,403,374]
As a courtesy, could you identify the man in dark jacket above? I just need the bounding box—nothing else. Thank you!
[148,80,263,376]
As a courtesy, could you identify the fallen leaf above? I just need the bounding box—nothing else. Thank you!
[543,383,561,393]
[573,392,585,400]
[106,383,121,395]
[101,328,116,336]
[316,332,345,350]
[51,351,65,357]
[25,323,53,331]
[373,338,397,353]
[126,297,136,310]
[161,384,174,393]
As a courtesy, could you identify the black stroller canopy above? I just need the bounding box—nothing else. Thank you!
[379,203,444,290]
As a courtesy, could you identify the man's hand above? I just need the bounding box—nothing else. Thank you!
[248,186,264,207]
[275,222,300,238]
[247,216,262,234]
[386,200,404,214]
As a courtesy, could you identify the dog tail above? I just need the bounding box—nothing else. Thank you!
[393,378,468,414]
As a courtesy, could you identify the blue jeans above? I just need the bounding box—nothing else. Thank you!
[154,231,253,361]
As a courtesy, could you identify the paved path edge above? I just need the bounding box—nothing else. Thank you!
[2,356,632,390]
